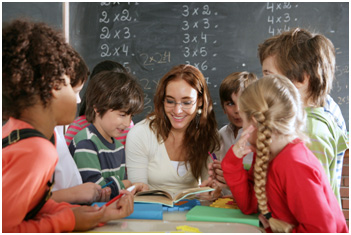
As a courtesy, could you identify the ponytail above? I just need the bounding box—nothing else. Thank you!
[253,112,294,233]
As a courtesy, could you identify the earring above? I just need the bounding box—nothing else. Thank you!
[196,108,202,129]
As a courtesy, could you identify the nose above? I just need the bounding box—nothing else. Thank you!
[173,103,183,113]
[233,105,239,113]
[123,115,132,127]
[76,93,81,104]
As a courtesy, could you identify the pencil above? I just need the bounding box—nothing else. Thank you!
[101,181,113,188]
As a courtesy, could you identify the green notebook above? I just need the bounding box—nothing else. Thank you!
[186,206,259,227]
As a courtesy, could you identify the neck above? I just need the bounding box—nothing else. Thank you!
[269,134,295,159]
[168,129,185,144]
[19,104,56,139]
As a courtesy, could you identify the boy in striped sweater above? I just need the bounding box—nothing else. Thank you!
[69,71,148,199]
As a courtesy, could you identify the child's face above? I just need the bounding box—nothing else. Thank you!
[164,78,199,132]
[262,55,282,76]
[54,75,83,125]
[223,92,242,128]
[73,82,84,104]
[94,109,132,142]
[239,110,257,148]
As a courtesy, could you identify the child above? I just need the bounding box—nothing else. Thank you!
[3,19,133,232]
[65,60,133,146]
[208,72,257,194]
[222,75,348,232]
[258,28,348,206]
[52,53,111,204]
[69,70,148,199]
[217,71,258,164]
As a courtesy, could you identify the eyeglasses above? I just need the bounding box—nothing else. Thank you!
[164,98,197,109]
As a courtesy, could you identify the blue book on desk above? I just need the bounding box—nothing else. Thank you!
[92,202,163,220]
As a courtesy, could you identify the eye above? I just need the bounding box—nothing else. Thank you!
[182,100,193,106]
[119,112,127,117]
[165,99,175,104]
[225,101,234,106]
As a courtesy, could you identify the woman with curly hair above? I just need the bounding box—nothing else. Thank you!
[222,75,347,232]
[2,19,133,232]
[126,64,221,197]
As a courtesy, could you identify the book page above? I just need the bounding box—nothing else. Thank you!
[174,187,214,202]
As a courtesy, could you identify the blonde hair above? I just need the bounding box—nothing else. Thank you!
[239,74,307,232]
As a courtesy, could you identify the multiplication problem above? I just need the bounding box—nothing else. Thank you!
[266,2,297,36]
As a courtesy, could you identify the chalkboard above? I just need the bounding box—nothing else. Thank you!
[70,2,349,130]
[2,2,62,29]
[3,2,349,130]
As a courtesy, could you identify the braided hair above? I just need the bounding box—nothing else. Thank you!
[239,74,307,232]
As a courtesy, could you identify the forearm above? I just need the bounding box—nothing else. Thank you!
[51,188,78,204]
[222,147,258,214]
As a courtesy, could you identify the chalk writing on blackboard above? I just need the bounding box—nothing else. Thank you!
[266,2,295,36]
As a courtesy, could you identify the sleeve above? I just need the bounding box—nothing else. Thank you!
[72,139,124,197]
[279,155,340,232]
[125,123,150,184]
[7,200,77,233]
[221,146,258,214]
[306,125,340,204]
[2,139,76,233]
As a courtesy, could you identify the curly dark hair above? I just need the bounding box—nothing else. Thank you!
[2,19,81,120]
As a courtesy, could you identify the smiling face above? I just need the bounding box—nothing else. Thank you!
[164,78,199,132]
[223,92,243,128]
[93,109,132,143]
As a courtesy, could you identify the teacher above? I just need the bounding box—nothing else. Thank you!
[126,64,220,196]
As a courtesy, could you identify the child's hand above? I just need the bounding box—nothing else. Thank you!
[72,205,105,231]
[197,182,222,201]
[97,187,112,202]
[131,182,149,194]
[211,160,226,184]
[232,125,255,158]
[100,189,134,222]
[73,182,103,204]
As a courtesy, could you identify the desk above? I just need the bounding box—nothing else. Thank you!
[89,209,264,233]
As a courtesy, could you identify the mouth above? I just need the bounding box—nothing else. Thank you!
[172,115,185,122]
[116,128,125,133]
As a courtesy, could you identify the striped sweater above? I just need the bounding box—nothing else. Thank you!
[69,124,126,199]
[64,115,133,146]
[305,107,348,206]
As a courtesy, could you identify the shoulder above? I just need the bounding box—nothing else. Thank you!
[128,119,154,136]
[73,124,95,142]
[271,140,323,178]
[218,124,229,134]
[305,107,336,135]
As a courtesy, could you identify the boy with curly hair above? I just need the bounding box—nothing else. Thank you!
[2,19,133,232]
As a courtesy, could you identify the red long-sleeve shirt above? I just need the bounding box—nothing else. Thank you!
[222,139,348,233]
[2,118,76,232]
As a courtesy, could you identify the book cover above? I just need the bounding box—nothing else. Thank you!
[91,202,163,220]
[134,187,214,207]
[186,206,259,227]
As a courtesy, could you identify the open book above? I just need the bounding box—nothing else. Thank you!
[134,187,214,207]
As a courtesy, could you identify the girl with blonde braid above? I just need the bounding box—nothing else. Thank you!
[222,75,347,233]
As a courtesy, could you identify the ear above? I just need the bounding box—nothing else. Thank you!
[93,106,99,115]
[51,88,60,99]
[294,73,310,89]
[198,96,203,108]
